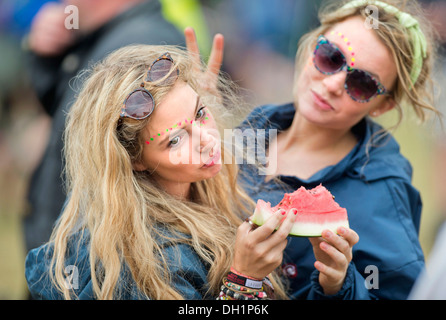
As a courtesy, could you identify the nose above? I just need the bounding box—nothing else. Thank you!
[322,71,346,97]
[194,126,216,155]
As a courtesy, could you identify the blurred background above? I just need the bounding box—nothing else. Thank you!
[0,0,445,299]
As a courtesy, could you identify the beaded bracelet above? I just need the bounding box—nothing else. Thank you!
[216,268,276,301]
[223,277,266,296]
[218,286,259,300]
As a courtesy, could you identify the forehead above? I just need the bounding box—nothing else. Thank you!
[146,82,198,133]
[326,16,396,84]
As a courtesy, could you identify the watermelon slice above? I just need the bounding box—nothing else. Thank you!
[251,185,349,237]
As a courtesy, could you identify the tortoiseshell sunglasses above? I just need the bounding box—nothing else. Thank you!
[120,52,179,120]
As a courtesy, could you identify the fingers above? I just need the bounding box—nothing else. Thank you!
[238,216,256,235]
[184,27,224,78]
[337,227,359,247]
[250,209,287,240]
[313,238,348,293]
[314,260,344,286]
[313,228,358,275]
[318,237,348,267]
[206,33,224,77]
[184,27,201,64]
[267,208,296,244]
[323,228,359,258]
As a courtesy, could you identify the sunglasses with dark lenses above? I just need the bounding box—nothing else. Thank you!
[120,52,179,120]
[313,35,389,103]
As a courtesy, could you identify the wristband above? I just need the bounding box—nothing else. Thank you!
[227,271,263,290]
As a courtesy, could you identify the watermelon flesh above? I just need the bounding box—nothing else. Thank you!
[251,185,349,237]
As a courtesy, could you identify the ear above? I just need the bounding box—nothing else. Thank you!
[132,159,148,172]
[369,97,396,118]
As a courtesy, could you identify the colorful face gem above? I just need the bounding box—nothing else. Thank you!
[145,109,212,145]
[330,31,355,66]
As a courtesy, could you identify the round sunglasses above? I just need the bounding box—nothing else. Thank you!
[313,35,390,103]
[120,52,179,120]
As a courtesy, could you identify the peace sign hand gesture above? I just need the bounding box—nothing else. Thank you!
[184,27,224,96]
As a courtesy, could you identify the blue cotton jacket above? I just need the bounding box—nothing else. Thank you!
[25,228,211,299]
[238,103,425,300]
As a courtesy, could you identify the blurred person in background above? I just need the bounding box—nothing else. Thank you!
[22,0,184,253]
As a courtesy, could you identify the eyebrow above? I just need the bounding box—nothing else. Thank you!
[158,95,201,146]
[328,34,382,82]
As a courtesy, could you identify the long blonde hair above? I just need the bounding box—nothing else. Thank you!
[49,45,287,299]
[294,0,441,130]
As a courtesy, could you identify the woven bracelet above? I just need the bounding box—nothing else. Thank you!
[226,271,263,290]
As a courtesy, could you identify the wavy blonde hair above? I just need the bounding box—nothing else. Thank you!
[294,0,442,130]
[49,45,287,299]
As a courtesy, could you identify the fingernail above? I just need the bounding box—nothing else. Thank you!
[320,241,329,250]
[338,227,347,235]
[281,210,286,215]
[291,208,298,215]
[323,230,332,239]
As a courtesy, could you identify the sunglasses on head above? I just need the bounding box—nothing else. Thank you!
[120,52,179,120]
[313,35,390,103]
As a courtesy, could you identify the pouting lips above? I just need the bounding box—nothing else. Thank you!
[203,150,221,167]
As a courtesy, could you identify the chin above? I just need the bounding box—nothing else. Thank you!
[201,163,222,179]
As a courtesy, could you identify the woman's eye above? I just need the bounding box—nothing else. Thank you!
[195,106,207,120]
[169,135,181,147]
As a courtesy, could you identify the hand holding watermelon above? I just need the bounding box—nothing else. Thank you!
[250,184,359,295]
[309,227,359,295]
[231,208,297,280]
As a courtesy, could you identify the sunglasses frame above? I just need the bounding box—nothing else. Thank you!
[120,52,178,120]
[313,35,389,103]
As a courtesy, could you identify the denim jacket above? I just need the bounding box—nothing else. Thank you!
[238,103,425,300]
[25,227,211,299]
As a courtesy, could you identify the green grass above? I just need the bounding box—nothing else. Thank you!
[378,110,444,258]
[0,213,27,299]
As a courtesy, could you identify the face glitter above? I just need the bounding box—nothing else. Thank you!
[330,31,356,66]
[145,110,211,145]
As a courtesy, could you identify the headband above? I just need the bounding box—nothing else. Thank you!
[341,0,427,85]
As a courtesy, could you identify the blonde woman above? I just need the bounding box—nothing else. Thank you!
[187,0,442,299]
[24,44,304,300]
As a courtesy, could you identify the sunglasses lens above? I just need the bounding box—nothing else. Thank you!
[345,69,379,102]
[124,89,154,119]
[145,56,178,84]
[314,43,345,73]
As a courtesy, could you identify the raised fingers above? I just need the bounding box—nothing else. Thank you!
[184,27,201,64]
[206,33,224,78]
